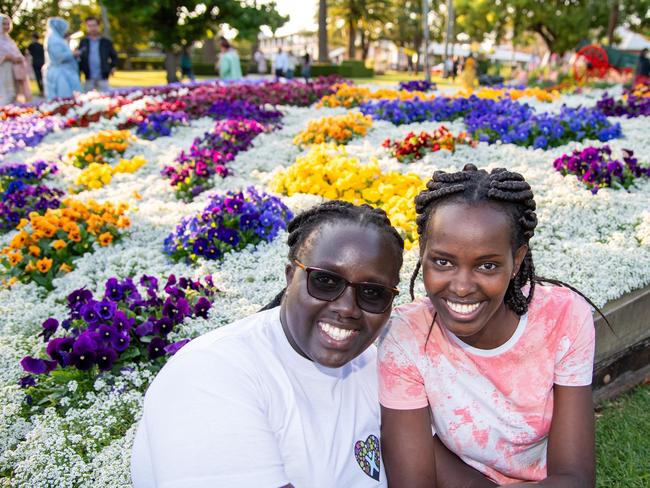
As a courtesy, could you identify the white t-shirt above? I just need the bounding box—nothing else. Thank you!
[131,307,387,488]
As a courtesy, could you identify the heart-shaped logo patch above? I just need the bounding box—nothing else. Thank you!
[354,434,381,481]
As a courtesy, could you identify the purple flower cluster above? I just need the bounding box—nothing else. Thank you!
[0,160,58,193]
[20,274,219,381]
[0,184,64,232]
[164,187,293,263]
[162,119,265,201]
[465,101,622,149]
[0,160,63,232]
[135,110,190,140]
[596,89,650,118]
[398,80,436,92]
[207,100,283,126]
[0,115,61,161]
[360,96,622,149]
[553,145,649,193]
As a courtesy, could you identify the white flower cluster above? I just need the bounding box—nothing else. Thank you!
[0,83,648,486]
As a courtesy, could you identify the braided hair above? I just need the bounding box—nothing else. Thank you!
[260,200,404,310]
[411,164,610,327]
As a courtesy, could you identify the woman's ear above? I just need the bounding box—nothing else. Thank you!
[285,262,295,287]
[513,244,528,276]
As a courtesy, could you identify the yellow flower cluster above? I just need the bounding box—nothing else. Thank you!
[1,198,130,290]
[317,83,435,108]
[457,86,559,102]
[631,83,650,99]
[293,112,373,146]
[68,130,134,169]
[270,144,424,248]
[74,156,147,191]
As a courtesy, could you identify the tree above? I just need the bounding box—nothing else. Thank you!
[105,0,287,83]
[454,0,649,55]
[1,0,62,48]
[381,0,444,71]
[318,0,328,62]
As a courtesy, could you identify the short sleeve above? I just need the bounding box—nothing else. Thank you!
[377,319,429,410]
[554,297,595,387]
[133,348,289,488]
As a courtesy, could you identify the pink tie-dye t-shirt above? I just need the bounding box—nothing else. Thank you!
[378,285,595,484]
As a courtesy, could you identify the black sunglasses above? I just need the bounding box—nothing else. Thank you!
[293,259,399,314]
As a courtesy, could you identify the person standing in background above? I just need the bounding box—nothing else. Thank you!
[0,14,32,104]
[634,48,650,86]
[301,52,311,81]
[27,33,45,95]
[43,17,81,100]
[274,48,288,79]
[77,16,117,92]
[286,51,296,79]
[180,46,195,81]
[253,49,267,75]
[217,37,242,81]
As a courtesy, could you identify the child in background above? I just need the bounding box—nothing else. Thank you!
[379,164,597,487]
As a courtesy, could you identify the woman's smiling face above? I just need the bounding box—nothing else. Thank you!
[280,222,401,368]
[421,201,527,349]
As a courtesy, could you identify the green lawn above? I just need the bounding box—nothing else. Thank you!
[104,70,455,89]
[596,384,650,487]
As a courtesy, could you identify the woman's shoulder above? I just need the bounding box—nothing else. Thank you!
[161,308,280,374]
[382,298,434,343]
[527,283,594,336]
[530,283,592,317]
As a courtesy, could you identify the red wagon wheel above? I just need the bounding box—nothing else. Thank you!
[572,45,609,81]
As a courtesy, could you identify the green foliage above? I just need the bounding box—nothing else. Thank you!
[454,0,650,54]
[0,0,61,48]
[104,0,287,51]
[596,385,650,487]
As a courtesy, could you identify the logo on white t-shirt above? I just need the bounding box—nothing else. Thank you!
[354,434,381,481]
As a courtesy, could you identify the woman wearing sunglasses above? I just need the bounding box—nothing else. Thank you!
[132,200,404,487]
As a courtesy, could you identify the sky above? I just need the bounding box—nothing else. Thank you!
[271,0,317,36]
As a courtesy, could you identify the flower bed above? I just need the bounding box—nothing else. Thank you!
[0,115,60,161]
[361,96,622,148]
[553,146,650,193]
[68,130,134,169]
[162,119,265,201]
[74,156,147,192]
[1,199,130,290]
[382,126,476,163]
[164,187,293,263]
[399,80,437,92]
[270,143,424,247]
[0,185,65,233]
[0,160,58,194]
[19,274,219,412]
[597,83,650,118]
[317,83,434,108]
[135,111,190,140]
[293,112,372,146]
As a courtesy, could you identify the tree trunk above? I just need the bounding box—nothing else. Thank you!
[347,17,357,60]
[164,50,179,84]
[533,24,555,54]
[318,0,329,62]
[361,29,370,61]
[607,0,619,46]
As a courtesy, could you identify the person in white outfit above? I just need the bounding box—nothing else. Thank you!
[131,201,405,488]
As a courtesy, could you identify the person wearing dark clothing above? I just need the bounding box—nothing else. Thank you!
[180,46,195,81]
[301,53,311,81]
[635,48,650,85]
[76,16,117,92]
[27,33,44,94]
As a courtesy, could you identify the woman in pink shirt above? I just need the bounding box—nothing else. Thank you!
[379,164,597,487]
